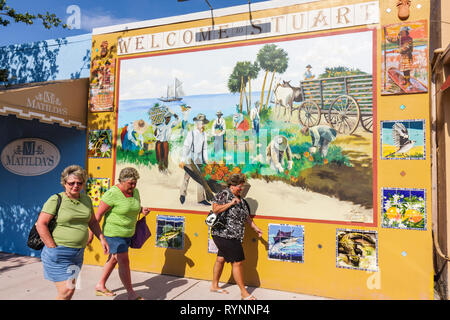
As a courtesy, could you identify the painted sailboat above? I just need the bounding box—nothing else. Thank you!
[159,78,184,102]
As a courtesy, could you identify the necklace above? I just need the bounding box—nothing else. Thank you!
[65,192,81,204]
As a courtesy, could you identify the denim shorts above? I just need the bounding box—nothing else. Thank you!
[104,236,131,254]
[41,246,84,282]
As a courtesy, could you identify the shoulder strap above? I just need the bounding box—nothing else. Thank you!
[54,193,62,217]
[242,198,251,215]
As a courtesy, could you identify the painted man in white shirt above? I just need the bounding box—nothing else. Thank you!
[266,135,293,173]
[250,102,260,136]
[179,113,211,206]
[211,110,226,158]
[180,104,191,137]
[154,111,180,172]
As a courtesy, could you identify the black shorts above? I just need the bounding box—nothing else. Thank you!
[212,235,245,263]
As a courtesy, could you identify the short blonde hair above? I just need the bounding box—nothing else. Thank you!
[61,165,87,187]
[118,167,140,182]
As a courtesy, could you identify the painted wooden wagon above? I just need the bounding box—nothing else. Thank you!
[295,74,374,135]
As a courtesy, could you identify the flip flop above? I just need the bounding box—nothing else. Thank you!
[210,288,229,294]
[241,295,257,300]
[95,289,116,297]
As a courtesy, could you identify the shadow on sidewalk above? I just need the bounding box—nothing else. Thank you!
[114,274,190,300]
[0,252,41,274]
[113,235,194,300]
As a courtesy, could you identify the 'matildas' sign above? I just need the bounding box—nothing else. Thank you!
[117,1,379,56]
[0,79,88,130]
[1,138,60,176]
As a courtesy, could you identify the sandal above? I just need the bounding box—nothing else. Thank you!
[241,295,257,300]
[95,288,116,297]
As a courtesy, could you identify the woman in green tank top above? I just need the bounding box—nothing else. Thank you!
[90,167,151,300]
[37,165,109,300]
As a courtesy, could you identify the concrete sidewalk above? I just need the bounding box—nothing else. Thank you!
[0,252,330,300]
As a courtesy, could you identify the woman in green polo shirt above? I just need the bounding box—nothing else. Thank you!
[91,167,151,300]
[36,165,109,300]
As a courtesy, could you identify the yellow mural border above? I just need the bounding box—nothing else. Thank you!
[85,0,434,299]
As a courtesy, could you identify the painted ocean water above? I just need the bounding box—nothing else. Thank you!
[118,91,269,128]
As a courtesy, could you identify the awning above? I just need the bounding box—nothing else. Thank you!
[0,78,88,130]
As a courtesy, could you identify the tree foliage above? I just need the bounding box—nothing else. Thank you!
[0,0,68,29]
[256,44,289,111]
[256,44,289,74]
[227,61,260,93]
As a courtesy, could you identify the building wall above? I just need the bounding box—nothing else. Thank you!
[0,115,86,256]
[433,0,450,298]
[0,34,92,257]
[83,0,434,299]
[0,33,91,84]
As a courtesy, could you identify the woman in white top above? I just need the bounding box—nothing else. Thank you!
[179,113,211,206]
[212,110,226,157]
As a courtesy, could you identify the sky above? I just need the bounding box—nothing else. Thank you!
[0,0,273,46]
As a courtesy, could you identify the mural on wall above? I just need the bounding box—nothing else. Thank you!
[381,20,428,95]
[156,215,185,249]
[89,40,116,112]
[115,29,376,223]
[268,224,304,263]
[381,119,425,160]
[381,188,426,230]
[88,129,112,158]
[336,229,378,272]
[86,178,110,207]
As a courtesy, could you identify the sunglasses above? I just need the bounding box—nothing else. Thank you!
[66,181,83,187]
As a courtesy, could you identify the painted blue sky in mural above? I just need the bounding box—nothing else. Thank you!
[117,30,373,126]
[0,0,294,46]
[119,31,373,99]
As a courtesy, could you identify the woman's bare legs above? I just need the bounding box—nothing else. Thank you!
[231,261,254,299]
[210,256,229,293]
[116,252,141,300]
[95,254,117,295]
[55,279,76,300]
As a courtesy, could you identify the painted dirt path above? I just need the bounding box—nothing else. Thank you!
[121,158,373,223]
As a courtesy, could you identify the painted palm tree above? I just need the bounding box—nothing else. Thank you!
[256,44,289,112]
[227,61,260,113]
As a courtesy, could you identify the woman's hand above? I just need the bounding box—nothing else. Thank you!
[230,197,241,206]
[99,235,109,255]
[87,230,94,246]
[36,212,57,248]
[212,197,240,214]
[142,207,151,216]
[254,226,263,238]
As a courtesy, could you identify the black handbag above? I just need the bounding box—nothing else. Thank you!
[27,193,62,250]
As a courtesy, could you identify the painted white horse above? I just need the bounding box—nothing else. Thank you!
[273,81,303,120]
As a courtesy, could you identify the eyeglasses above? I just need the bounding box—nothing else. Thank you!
[66,181,83,186]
